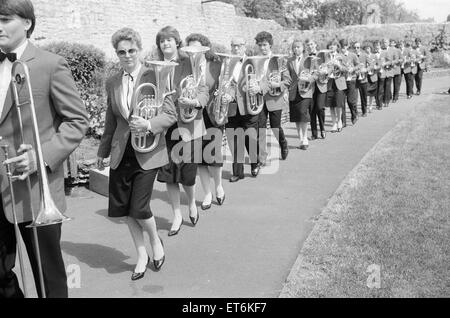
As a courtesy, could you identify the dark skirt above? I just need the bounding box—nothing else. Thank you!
[289,93,312,123]
[326,79,345,108]
[367,78,378,97]
[200,109,224,167]
[108,139,158,219]
[157,123,200,187]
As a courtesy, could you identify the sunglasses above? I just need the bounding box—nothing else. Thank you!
[116,48,138,57]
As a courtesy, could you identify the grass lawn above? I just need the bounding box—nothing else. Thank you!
[281,93,450,298]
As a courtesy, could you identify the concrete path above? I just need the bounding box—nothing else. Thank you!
[20,76,450,298]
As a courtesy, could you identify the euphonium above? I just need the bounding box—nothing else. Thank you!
[208,53,241,126]
[330,55,344,78]
[298,56,317,94]
[357,62,368,81]
[179,45,210,123]
[244,55,270,115]
[316,50,332,84]
[131,60,178,153]
[268,54,288,96]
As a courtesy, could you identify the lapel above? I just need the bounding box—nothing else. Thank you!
[0,42,37,126]
[113,70,127,121]
[127,66,146,121]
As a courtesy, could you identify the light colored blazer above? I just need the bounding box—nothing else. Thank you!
[263,55,291,111]
[0,43,89,223]
[97,67,177,171]
[287,55,314,100]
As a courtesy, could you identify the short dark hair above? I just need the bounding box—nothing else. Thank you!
[255,31,273,46]
[327,40,341,49]
[415,38,422,44]
[185,33,218,62]
[0,0,35,38]
[339,39,349,48]
[155,25,183,60]
[111,27,142,51]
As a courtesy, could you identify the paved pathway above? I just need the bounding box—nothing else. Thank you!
[20,76,450,298]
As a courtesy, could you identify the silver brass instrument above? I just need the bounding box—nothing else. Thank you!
[244,55,270,115]
[316,50,332,84]
[131,61,178,153]
[2,61,75,297]
[330,55,344,78]
[357,62,368,81]
[208,53,241,126]
[298,56,317,94]
[179,45,210,123]
[268,54,288,96]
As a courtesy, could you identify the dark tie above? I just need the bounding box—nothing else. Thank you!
[0,52,17,63]
[124,73,134,110]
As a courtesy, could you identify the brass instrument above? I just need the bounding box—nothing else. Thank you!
[179,45,210,123]
[367,56,379,76]
[131,61,178,153]
[268,54,288,96]
[298,56,318,94]
[244,55,270,115]
[357,62,368,81]
[329,54,344,78]
[208,53,241,126]
[416,49,427,69]
[1,61,74,297]
[344,60,357,81]
[316,50,332,84]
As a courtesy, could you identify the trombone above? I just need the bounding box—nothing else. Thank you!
[131,60,178,153]
[1,61,72,297]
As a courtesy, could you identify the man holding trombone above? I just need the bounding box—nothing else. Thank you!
[0,0,89,298]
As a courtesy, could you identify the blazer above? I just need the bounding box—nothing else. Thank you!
[287,55,314,100]
[97,66,177,171]
[0,43,89,223]
[401,47,413,74]
[341,51,359,82]
[391,47,402,76]
[355,51,369,84]
[171,54,209,142]
[204,59,225,126]
[327,52,347,91]
[263,55,291,111]
[379,49,395,78]
[415,46,429,71]
[367,53,379,82]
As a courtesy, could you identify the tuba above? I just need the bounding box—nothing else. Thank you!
[244,55,270,115]
[316,50,332,84]
[0,61,75,297]
[298,56,317,94]
[179,45,210,123]
[268,54,288,96]
[131,60,178,153]
[208,53,242,126]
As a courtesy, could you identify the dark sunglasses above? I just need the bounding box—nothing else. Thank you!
[116,48,138,57]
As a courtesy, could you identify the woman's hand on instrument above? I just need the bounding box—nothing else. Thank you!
[248,83,261,96]
[129,115,151,134]
[4,144,37,181]
[97,157,106,170]
[178,97,201,109]
[221,93,233,105]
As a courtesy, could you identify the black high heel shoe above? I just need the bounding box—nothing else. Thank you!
[189,207,199,226]
[153,236,165,271]
[131,257,150,281]
[217,194,226,206]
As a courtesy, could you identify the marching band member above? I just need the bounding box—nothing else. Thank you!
[391,39,402,103]
[0,0,89,297]
[306,39,326,140]
[226,37,262,182]
[402,40,415,99]
[354,41,369,116]
[155,26,209,236]
[287,39,313,149]
[326,40,346,132]
[373,40,385,110]
[256,31,290,161]
[381,38,395,108]
[97,28,172,280]
[363,42,379,113]
[413,38,428,95]
[340,39,359,125]
[185,33,226,210]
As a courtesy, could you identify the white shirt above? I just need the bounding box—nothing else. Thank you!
[294,55,303,75]
[121,63,142,119]
[0,40,29,116]
[232,55,245,83]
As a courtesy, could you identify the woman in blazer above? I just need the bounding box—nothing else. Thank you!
[185,33,227,210]
[287,39,313,149]
[363,42,379,113]
[97,28,177,281]
[326,40,346,133]
[155,26,209,236]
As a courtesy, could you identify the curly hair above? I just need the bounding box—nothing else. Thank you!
[185,33,219,62]
[111,27,142,51]
[255,31,273,46]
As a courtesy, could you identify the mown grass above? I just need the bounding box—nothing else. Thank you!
[281,94,450,298]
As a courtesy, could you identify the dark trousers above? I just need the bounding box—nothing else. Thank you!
[0,203,68,298]
[415,68,424,93]
[393,74,402,101]
[311,90,326,136]
[257,104,287,163]
[377,78,385,107]
[343,80,358,125]
[383,77,393,104]
[404,72,414,97]
[357,81,368,115]
[226,109,259,177]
